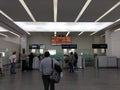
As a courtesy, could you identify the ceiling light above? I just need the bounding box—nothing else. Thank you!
[114,18,120,22]
[78,31,84,36]
[14,22,112,32]
[95,1,120,22]
[0,33,8,37]
[66,32,70,36]
[90,1,120,36]
[0,10,14,21]
[90,18,120,36]
[0,26,8,32]
[54,32,57,36]
[114,28,120,32]
[19,0,36,22]
[0,10,30,35]
[53,0,58,36]
[90,31,98,36]
[75,0,92,36]
[8,31,20,37]
[53,0,58,22]
[75,0,92,22]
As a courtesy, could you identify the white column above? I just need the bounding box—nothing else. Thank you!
[105,30,112,56]
[21,35,27,53]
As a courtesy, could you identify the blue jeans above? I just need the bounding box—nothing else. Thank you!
[69,62,74,72]
[10,63,16,74]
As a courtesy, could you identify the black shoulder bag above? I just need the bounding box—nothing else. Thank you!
[50,58,61,83]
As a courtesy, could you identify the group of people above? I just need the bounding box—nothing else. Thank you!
[64,52,78,72]
[8,51,44,74]
[21,51,44,72]
[8,51,79,90]
[9,51,62,90]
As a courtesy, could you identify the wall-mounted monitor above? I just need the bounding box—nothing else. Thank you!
[92,44,107,49]
[61,44,77,49]
[29,44,45,49]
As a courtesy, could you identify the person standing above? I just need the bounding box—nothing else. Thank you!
[40,51,60,90]
[0,57,3,74]
[33,55,39,69]
[21,50,28,72]
[39,54,44,61]
[74,52,78,70]
[9,51,16,74]
[69,52,75,72]
[28,52,34,70]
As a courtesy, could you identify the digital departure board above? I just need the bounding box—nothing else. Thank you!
[51,36,71,45]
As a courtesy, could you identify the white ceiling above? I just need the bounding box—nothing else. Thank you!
[0,0,120,37]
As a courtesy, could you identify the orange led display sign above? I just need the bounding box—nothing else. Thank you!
[51,36,71,45]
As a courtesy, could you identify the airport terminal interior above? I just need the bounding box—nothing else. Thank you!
[0,0,120,90]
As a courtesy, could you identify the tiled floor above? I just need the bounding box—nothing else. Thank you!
[0,67,120,90]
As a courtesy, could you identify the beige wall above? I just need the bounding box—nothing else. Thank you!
[0,32,105,65]
[27,32,96,55]
[111,30,120,58]
[0,37,20,65]
[106,29,120,58]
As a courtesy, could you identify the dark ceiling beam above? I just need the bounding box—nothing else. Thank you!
[0,14,28,36]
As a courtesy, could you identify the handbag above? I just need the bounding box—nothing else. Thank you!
[50,58,61,83]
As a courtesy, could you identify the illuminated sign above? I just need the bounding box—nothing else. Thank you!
[51,36,71,45]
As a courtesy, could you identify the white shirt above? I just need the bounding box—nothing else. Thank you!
[9,55,16,63]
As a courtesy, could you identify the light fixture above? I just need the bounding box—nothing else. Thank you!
[53,0,58,22]
[75,0,92,22]
[54,32,56,36]
[15,22,113,32]
[53,0,58,36]
[8,31,20,37]
[66,32,70,36]
[0,26,8,32]
[90,31,98,36]
[0,33,8,37]
[75,0,92,36]
[115,18,120,22]
[90,18,120,36]
[0,10,14,21]
[0,26,20,37]
[78,31,84,36]
[19,0,36,22]
[0,25,29,37]
[95,1,120,22]
[90,1,120,36]
[114,28,120,32]
[0,10,30,35]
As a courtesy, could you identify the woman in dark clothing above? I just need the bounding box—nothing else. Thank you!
[21,50,28,72]
[28,53,34,70]
[74,52,78,70]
